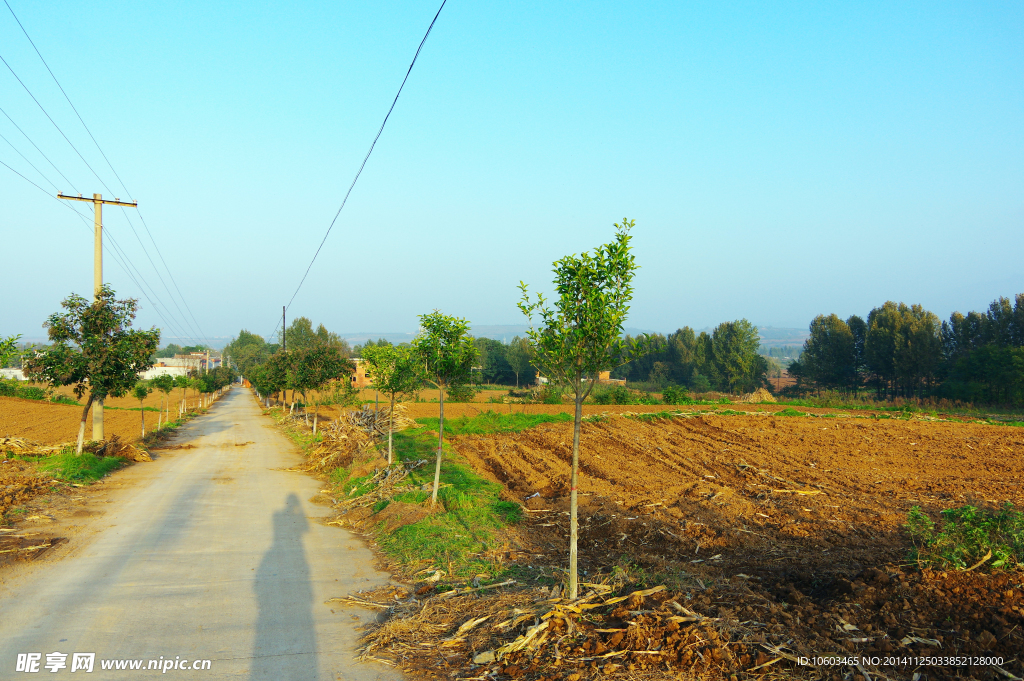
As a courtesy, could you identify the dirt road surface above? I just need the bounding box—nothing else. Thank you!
[0,388,402,680]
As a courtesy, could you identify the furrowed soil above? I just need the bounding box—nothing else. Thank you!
[367,413,1023,681]
[0,396,171,445]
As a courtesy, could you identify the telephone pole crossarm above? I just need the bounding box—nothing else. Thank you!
[57,192,137,207]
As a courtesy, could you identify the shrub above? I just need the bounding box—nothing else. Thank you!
[907,504,1024,571]
[661,385,692,405]
[446,384,478,403]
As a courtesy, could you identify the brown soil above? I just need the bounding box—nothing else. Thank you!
[1,395,180,446]
[364,414,1023,680]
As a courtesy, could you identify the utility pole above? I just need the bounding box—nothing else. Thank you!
[58,192,138,442]
[282,306,286,353]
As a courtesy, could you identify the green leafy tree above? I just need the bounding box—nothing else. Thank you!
[518,218,655,599]
[801,314,856,392]
[0,334,21,368]
[291,345,353,433]
[133,382,151,437]
[412,311,478,506]
[362,344,421,463]
[151,374,175,425]
[223,330,275,376]
[709,320,766,393]
[866,302,942,398]
[174,374,190,412]
[505,336,534,388]
[24,286,159,454]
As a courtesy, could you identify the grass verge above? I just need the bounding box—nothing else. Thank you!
[34,448,127,483]
[414,410,571,435]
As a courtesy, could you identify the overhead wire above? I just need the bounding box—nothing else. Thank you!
[0,3,212,347]
[268,0,448,344]
[2,0,215,349]
[0,157,197,343]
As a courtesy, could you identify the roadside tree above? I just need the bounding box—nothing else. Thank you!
[134,382,151,437]
[518,218,655,599]
[363,344,421,464]
[24,286,159,454]
[290,345,353,433]
[151,374,175,426]
[412,311,478,506]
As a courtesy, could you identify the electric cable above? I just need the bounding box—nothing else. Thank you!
[268,0,447,343]
[0,4,214,348]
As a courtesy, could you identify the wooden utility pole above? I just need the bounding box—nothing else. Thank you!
[57,192,138,441]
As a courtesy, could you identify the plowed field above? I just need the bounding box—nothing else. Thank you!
[0,396,171,445]
[443,414,1024,679]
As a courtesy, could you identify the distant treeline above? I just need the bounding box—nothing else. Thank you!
[611,320,770,394]
[789,294,1024,405]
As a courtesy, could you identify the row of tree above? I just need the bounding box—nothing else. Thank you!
[610,321,771,393]
[789,294,1024,404]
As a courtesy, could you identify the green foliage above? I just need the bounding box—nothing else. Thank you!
[776,407,807,417]
[661,385,692,404]
[538,385,563,404]
[801,314,858,392]
[413,312,478,392]
[445,384,478,403]
[133,382,151,402]
[223,330,277,376]
[37,449,126,482]
[24,286,159,403]
[866,301,942,398]
[505,336,535,388]
[362,344,420,400]
[907,504,1024,571]
[0,334,21,367]
[519,220,657,405]
[150,373,175,395]
[415,411,572,435]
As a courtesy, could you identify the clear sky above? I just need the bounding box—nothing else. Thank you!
[2,1,1022,346]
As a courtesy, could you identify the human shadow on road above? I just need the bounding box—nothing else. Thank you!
[250,493,317,680]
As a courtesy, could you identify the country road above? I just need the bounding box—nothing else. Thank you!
[0,388,404,680]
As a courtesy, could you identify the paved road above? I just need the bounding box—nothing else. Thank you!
[0,388,403,681]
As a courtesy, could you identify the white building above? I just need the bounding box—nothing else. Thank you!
[1,368,25,381]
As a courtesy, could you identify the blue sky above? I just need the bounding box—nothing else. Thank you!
[2,1,1022,346]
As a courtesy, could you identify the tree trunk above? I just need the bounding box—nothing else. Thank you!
[76,394,96,455]
[431,384,445,505]
[388,394,395,465]
[140,400,145,437]
[568,389,583,599]
[313,405,319,435]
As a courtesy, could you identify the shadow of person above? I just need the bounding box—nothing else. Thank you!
[250,493,317,680]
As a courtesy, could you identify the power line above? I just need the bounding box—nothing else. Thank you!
[0,158,198,343]
[269,0,448,342]
[0,3,214,348]
[0,104,79,192]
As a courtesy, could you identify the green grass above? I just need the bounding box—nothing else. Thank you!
[776,407,808,417]
[415,410,572,435]
[36,449,126,483]
[907,503,1024,571]
[365,427,524,579]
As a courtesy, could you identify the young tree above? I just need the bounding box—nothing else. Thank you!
[505,336,534,388]
[362,344,421,464]
[24,286,159,454]
[412,311,478,506]
[174,374,190,413]
[518,218,655,599]
[290,345,353,433]
[151,374,175,425]
[134,382,151,437]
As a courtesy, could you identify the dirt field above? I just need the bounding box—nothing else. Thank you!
[421,413,1024,680]
[0,390,198,446]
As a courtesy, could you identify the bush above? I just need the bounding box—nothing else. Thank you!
[907,504,1024,571]
[661,385,692,405]
[539,386,563,404]
[446,384,478,403]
